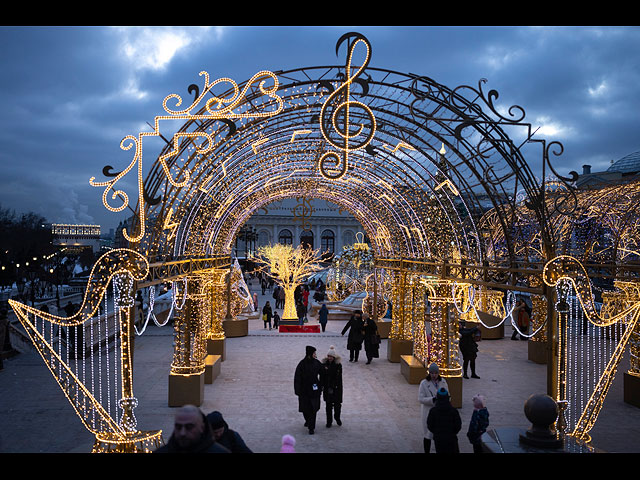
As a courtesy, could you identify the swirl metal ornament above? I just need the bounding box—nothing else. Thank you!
[318,32,376,180]
[90,70,283,243]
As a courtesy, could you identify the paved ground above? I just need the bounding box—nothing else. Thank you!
[1,284,639,454]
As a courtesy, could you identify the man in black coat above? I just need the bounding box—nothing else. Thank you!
[341,310,365,362]
[207,410,253,453]
[294,345,323,434]
[427,388,462,453]
[155,405,231,453]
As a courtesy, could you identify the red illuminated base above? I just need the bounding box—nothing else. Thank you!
[278,325,321,333]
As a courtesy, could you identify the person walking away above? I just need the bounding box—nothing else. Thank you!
[206,410,253,453]
[511,299,531,340]
[341,310,365,362]
[427,388,462,453]
[154,405,230,453]
[278,286,285,310]
[320,345,343,428]
[318,304,329,332]
[273,310,280,329]
[302,286,310,321]
[459,324,481,378]
[296,300,306,325]
[280,434,296,453]
[418,363,449,453]
[466,394,489,453]
[362,313,380,364]
[273,284,280,308]
[294,345,323,434]
[262,301,273,330]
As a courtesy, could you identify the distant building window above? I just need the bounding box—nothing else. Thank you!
[343,230,355,247]
[279,229,293,245]
[321,229,335,253]
[258,231,270,247]
[300,230,314,249]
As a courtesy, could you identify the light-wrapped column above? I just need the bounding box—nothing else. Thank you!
[171,276,208,376]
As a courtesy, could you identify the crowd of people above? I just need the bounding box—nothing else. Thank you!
[149,280,541,454]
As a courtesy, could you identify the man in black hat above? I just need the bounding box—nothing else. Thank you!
[294,345,323,434]
[206,410,253,453]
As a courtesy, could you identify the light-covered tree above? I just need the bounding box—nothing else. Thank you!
[251,243,324,321]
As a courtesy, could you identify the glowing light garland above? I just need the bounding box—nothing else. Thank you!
[8,249,163,452]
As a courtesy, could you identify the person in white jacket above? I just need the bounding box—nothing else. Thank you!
[418,363,448,453]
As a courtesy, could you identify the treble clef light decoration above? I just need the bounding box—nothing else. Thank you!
[318,32,377,180]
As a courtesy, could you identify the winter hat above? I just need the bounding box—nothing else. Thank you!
[428,363,440,374]
[472,394,486,409]
[437,387,449,398]
[280,434,296,453]
[327,345,338,358]
[206,411,225,430]
[305,345,316,357]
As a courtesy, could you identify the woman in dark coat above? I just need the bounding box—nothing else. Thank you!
[262,301,273,330]
[320,345,343,427]
[341,310,365,362]
[318,304,329,332]
[459,324,480,378]
[427,387,462,453]
[294,345,323,434]
[362,313,380,364]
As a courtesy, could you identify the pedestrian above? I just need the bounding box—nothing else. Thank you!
[318,303,329,332]
[278,287,285,310]
[466,394,489,453]
[273,284,280,308]
[261,278,267,295]
[427,387,462,453]
[294,345,323,434]
[341,310,364,362]
[262,301,273,330]
[302,286,309,321]
[511,299,531,340]
[154,405,231,453]
[206,410,253,453]
[273,310,280,329]
[280,434,296,453]
[459,323,481,379]
[253,292,258,312]
[363,313,380,364]
[418,363,449,453]
[296,300,306,325]
[384,300,392,319]
[320,345,343,428]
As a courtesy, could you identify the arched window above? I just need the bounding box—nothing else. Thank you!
[321,229,335,254]
[300,229,314,249]
[278,229,293,245]
[258,230,270,247]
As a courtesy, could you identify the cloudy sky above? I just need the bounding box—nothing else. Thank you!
[0,25,638,233]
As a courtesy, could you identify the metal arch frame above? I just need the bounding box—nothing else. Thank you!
[93,32,576,288]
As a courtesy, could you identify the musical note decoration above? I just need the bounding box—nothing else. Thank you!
[318,32,377,180]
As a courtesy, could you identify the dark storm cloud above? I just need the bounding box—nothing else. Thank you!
[1,26,639,232]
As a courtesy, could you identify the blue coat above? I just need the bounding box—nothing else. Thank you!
[318,305,329,325]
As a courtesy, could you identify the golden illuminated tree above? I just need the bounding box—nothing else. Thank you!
[251,243,324,321]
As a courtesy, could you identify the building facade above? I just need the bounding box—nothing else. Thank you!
[51,224,101,253]
[241,198,364,259]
